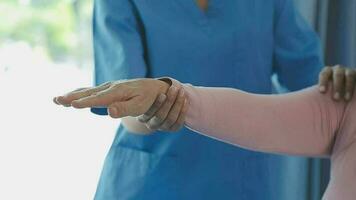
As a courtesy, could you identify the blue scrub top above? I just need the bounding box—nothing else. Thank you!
[92,0,323,199]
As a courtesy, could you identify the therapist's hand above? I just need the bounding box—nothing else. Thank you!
[137,86,189,132]
[319,65,356,101]
[54,79,170,118]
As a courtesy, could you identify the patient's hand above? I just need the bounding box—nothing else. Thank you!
[319,65,356,101]
[53,79,170,118]
[137,85,189,132]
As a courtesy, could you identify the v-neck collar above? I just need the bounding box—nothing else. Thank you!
[193,0,209,14]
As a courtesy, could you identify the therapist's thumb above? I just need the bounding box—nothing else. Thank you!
[107,98,143,118]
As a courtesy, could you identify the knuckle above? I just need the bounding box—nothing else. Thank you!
[334,69,345,76]
[334,64,343,70]
[334,64,343,69]
[321,68,331,74]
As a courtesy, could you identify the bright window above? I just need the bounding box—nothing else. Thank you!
[0,1,118,199]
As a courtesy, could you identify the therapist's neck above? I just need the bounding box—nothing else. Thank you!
[195,0,208,11]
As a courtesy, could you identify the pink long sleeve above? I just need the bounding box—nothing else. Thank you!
[182,83,350,157]
[170,80,356,199]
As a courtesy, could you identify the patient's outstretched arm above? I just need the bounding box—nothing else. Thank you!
[179,80,356,199]
[177,80,353,158]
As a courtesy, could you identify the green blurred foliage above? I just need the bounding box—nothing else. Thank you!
[0,0,92,62]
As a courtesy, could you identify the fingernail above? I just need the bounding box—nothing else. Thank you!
[345,93,351,101]
[319,86,326,92]
[334,92,340,100]
[56,96,64,103]
[53,97,59,105]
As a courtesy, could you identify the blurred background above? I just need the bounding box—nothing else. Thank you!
[0,0,118,199]
[0,0,355,200]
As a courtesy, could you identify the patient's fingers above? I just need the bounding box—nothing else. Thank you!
[71,87,120,108]
[54,87,88,106]
[318,66,332,93]
[55,82,111,106]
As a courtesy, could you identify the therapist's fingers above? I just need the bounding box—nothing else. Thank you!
[345,68,356,101]
[170,99,189,132]
[159,88,186,131]
[332,65,346,101]
[145,86,180,130]
[318,66,332,93]
[56,82,112,106]
[137,94,167,123]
